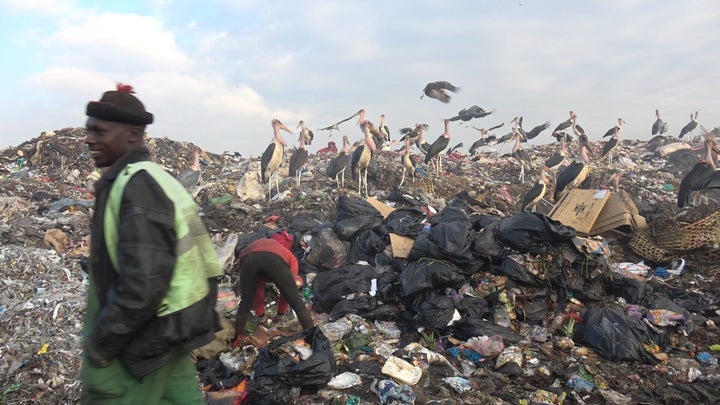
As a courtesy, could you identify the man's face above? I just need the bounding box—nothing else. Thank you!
[85,117,139,167]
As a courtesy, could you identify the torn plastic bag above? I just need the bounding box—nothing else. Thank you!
[573,306,658,364]
[247,326,334,404]
[471,222,506,259]
[496,256,545,288]
[383,209,426,237]
[305,226,349,270]
[418,295,456,329]
[496,212,576,255]
[337,195,380,221]
[608,275,652,305]
[289,212,327,233]
[375,271,402,304]
[311,264,377,314]
[451,317,524,344]
[400,258,466,297]
[452,295,490,319]
[334,215,384,241]
[328,295,379,321]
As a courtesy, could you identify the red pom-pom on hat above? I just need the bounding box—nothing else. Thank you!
[116,83,136,93]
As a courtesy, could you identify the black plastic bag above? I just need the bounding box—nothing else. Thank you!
[451,317,523,344]
[247,327,334,404]
[574,306,658,364]
[609,275,652,305]
[328,295,379,321]
[399,258,466,297]
[471,222,505,259]
[496,212,576,255]
[311,264,377,314]
[496,256,545,287]
[305,226,349,270]
[418,295,456,329]
[289,212,327,233]
[334,215,384,241]
[407,234,445,261]
[336,195,379,221]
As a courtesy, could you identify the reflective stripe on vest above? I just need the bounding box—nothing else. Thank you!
[104,161,223,316]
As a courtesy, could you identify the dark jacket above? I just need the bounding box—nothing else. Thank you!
[86,147,218,378]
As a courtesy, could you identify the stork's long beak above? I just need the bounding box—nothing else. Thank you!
[280,123,293,134]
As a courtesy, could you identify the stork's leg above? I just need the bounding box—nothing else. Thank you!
[363,169,369,196]
[400,168,406,188]
[274,173,280,195]
[341,168,345,189]
[358,170,362,195]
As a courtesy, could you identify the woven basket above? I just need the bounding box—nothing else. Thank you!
[651,211,720,251]
[629,228,675,263]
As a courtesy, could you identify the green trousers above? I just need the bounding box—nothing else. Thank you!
[80,353,203,404]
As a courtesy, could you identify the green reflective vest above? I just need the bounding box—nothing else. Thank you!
[104,161,223,316]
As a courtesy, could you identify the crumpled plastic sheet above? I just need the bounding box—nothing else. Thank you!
[372,378,416,405]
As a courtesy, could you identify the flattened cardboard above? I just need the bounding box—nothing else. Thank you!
[366,196,396,218]
[549,189,646,236]
[548,189,611,234]
[389,233,414,258]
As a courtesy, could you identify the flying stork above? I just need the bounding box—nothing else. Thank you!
[319,110,361,134]
[420,81,461,103]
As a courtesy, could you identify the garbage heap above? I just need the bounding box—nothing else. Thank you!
[196,194,720,405]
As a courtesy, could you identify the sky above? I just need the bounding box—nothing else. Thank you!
[1,0,718,157]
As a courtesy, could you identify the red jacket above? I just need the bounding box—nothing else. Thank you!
[237,238,302,316]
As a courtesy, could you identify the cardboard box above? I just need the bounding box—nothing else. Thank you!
[366,196,396,218]
[389,233,414,258]
[548,189,647,236]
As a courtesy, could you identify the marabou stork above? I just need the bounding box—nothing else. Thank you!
[602,118,626,138]
[351,121,376,196]
[357,109,384,150]
[399,137,417,188]
[420,81,461,103]
[552,111,575,134]
[679,111,699,139]
[601,126,621,165]
[415,129,431,155]
[326,136,352,189]
[522,120,551,140]
[554,134,592,201]
[177,147,202,190]
[511,126,534,183]
[319,110,361,134]
[288,135,308,188]
[469,123,504,154]
[544,136,569,171]
[399,123,429,143]
[379,114,390,144]
[677,137,720,207]
[571,114,586,138]
[448,105,493,122]
[552,131,573,143]
[424,119,451,176]
[260,119,292,199]
[652,109,668,136]
[297,120,314,146]
[521,165,551,212]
